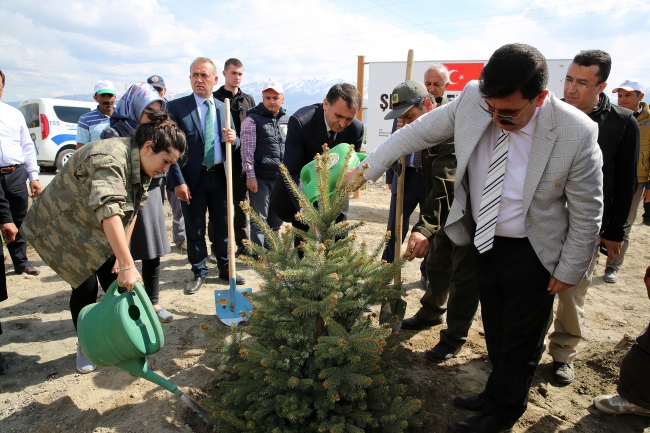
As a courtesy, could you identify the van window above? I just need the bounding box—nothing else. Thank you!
[53,106,92,124]
[18,104,40,128]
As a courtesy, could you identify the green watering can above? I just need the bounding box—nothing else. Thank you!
[77,281,212,423]
[300,142,367,204]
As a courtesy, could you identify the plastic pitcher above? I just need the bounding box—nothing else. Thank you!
[300,142,367,204]
[77,281,182,396]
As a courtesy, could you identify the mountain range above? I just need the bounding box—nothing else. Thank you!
[6,78,363,116]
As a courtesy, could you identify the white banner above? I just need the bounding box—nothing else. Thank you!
[365,59,571,152]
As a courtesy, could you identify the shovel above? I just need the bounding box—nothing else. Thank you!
[214,98,253,326]
[379,49,415,332]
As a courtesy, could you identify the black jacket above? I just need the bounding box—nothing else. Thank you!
[588,93,640,242]
[269,103,364,222]
[247,103,289,179]
[213,86,256,135]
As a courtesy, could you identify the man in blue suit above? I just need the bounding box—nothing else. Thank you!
[167,57,243,294]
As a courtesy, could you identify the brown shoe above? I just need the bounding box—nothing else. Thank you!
[17,265,40,276]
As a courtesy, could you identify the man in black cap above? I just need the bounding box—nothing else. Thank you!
[148,74,186,252]
[381,81,431,287]
[147,75,167,99]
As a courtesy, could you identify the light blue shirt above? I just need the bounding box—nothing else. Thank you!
[193,93,223,165]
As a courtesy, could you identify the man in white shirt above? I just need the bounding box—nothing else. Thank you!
[0,70,42,276]
[345,44,603,432]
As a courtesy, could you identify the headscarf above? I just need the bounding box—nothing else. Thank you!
[109,82,166,132]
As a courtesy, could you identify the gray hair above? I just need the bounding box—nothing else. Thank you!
[190,57,217,75]
[413,93,436,110]
[426,63,450,84]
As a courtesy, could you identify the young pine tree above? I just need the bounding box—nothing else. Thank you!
[202,145,422,432]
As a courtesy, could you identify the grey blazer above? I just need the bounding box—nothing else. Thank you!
[363,81,604,286]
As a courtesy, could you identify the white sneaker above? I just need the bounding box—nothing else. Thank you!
[76,342,97,374]
[593,394,650,416]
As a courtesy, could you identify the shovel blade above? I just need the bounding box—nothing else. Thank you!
[214,283,252,326]
[379,298,407,333]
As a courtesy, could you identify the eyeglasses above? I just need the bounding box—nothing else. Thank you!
[561,78,600,90]
[480,98,535,125]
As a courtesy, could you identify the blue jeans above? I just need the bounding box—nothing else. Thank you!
[249,176,283,248]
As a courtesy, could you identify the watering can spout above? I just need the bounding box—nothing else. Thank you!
[118,358,182,397]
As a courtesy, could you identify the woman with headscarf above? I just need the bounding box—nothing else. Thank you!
[101,82,174,324]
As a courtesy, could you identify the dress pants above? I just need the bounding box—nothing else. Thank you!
[382,168,427,277]
[417,225,479,349]
[249,176,283,248]
[548,240,599,363]
[0,166,31,271]
[0,242,7,336]
[618,323,650,410]
[181,168,229,278]
[477,237,555,422]
[209,152,250,253]
[607,184,644,271]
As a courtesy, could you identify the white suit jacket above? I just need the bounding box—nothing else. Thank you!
[364,81,603,285]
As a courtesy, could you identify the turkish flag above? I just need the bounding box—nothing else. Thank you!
[442,63,484,92]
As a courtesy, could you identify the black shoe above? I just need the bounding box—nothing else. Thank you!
[552,361,575,384]
[643,218,650,226]
[236,245,253,257]
[400,315,444,330]
[453,394,485,412]
[219,271,246,285]
[449,413,514,433]
[185,276,205,294]
[0,352,7,375]
[424,342,461,363]
[17,265,40,276]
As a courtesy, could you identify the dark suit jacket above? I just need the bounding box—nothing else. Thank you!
[270,103,364,222]
[166,94,239,192]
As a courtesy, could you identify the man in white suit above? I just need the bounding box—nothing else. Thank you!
[346,44,604,433]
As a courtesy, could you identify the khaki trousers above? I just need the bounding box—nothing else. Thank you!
[548,240,599,363]
[607,184,645,271]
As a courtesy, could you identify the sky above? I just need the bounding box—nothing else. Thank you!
[1,0,649,102]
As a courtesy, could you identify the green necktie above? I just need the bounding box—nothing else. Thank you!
[203,99,215,169]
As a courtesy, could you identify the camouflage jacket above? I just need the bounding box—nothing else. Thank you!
[22,138,150,287]
[411,138,456,239]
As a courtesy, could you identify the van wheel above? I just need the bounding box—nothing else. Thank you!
[55,148,76,170]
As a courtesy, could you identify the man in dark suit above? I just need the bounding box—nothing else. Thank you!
[269,83,364,228]
[167,57,243,295]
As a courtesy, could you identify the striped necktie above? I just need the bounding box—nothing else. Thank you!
[203,99,215,169]
[474,130,510,253]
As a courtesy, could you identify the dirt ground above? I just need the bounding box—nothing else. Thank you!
[1,181,650,433]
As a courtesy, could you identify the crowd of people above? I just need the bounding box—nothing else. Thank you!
[0,43,649,432]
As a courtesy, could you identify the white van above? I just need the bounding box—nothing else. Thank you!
[17,98,97,170]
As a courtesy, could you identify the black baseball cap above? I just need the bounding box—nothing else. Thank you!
[384,80,428,120]
[147,75,166,89]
